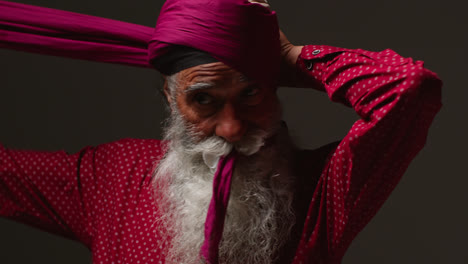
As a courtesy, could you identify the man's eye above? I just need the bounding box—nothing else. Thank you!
[243,87,260,97]
[194,93,214,105]
[241,86,264,106]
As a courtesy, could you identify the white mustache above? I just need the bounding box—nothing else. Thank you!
[184,128,271,173]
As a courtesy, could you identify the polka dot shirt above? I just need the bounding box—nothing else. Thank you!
[0,45,442,263]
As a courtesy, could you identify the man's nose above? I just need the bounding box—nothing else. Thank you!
[215,103,247,143]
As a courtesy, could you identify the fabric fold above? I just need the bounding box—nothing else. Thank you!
[148,0,281,88]
[0,0,154,68]
[200,150,238,264]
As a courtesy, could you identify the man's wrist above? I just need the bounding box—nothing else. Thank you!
[278,45,304,87]
[284,45,303,69]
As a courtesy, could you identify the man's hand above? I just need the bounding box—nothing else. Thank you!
[248,0,270,7]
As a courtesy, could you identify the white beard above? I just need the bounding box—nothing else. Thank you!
[153,110,296,264]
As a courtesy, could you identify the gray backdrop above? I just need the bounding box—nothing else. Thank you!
[1,0,466,263]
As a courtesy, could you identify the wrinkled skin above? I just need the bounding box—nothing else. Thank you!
[163,62,281,143]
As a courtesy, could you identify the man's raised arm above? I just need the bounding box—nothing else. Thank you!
[287,45,442,262]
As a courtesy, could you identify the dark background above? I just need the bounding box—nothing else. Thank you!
[1,0,466,263]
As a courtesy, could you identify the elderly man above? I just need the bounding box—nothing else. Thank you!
[0,0,442,263]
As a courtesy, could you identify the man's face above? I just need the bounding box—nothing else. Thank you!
[156,62,294,264]
[164,62,280,143]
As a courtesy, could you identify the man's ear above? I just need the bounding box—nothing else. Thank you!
[162,76,173,106]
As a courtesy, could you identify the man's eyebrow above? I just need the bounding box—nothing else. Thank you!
[184,82,215,93]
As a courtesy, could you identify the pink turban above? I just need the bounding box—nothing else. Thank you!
[148,0,281,88]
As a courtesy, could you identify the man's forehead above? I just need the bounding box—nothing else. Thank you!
[179,62,250,89]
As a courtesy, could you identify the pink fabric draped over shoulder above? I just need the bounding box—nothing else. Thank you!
[148,0,281,88]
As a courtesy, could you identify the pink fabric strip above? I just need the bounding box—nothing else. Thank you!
[148,0,281,88]
[200,151,238,264]
[0,0,154,68]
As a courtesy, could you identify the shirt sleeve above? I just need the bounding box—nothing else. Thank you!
[0,138,164,249]
[293,45,442,262]
[0,144,93,245]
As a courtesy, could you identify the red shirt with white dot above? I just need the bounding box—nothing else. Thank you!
[0,45,442,263]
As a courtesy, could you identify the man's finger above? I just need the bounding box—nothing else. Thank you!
[248,0,270,8]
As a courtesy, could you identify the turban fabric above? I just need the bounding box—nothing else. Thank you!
[0,0,154,68]
[149,0,281,88]
[0,1,281,263]
[0,0,281,87]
